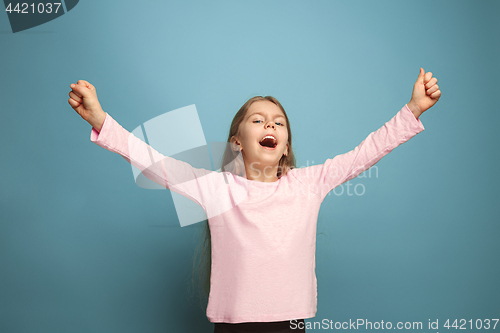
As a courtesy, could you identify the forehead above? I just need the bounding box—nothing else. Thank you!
[246,100,285,119]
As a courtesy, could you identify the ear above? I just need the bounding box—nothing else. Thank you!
[284,143,289,156]
[230,136,242,152]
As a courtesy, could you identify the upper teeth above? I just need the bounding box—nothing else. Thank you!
[261,135,276,142]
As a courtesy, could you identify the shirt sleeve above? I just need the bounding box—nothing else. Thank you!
[90,112,218,210]
[291,104,425,201]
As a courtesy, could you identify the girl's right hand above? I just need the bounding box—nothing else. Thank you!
[68,80,106,131]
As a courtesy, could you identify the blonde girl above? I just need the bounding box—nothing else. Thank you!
[68,68,440,333]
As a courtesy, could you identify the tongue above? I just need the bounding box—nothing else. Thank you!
[260,137,275,148]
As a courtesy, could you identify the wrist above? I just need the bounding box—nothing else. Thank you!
[89,110,106,132]
[407,101,422,119]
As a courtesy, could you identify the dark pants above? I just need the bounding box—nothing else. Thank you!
[214,319,306,333]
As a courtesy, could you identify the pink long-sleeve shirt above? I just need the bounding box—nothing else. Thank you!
[90,104,425,323]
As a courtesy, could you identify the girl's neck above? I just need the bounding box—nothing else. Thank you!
[242,162,280,183]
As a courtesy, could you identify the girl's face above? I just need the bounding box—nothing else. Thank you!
[231,100,289,168]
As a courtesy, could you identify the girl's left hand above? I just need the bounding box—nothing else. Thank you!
[408,68,441,117]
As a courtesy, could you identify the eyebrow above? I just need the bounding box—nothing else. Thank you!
[247,112,286,120]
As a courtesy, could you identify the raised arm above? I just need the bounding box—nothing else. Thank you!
[291,68,441,200]
[317,103,425,199]
[68,80,217,209]
[93,112,219,205]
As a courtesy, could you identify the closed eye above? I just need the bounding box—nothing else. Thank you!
[253,120,285,126]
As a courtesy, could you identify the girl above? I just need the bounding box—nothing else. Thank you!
[68,68,441,333]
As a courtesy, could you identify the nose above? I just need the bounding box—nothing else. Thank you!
[265,121,275,129]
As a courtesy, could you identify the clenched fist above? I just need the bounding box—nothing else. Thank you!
[407,68,441,118]
[68,80,106,132]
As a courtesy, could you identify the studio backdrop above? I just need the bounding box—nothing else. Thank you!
[1,0,498,332]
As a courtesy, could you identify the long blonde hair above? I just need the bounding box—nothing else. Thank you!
[189,96,297,311]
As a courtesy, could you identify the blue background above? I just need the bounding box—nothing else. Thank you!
[1,0,499,332]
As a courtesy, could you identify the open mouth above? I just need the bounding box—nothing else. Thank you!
[259,135,277,149]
